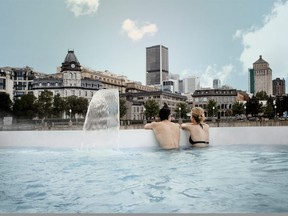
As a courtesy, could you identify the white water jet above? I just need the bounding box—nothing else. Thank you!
[83,89,119,131]
[82,89,120,149]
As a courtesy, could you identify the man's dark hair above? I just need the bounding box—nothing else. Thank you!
[159,103,171,121]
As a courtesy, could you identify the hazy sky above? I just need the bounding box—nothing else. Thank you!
[1,0,288,91]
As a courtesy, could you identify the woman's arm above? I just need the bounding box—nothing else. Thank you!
[181,123,191,130]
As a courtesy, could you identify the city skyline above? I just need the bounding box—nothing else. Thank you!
[1,0,288,92]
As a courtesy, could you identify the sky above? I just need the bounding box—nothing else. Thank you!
[1,0,288,92]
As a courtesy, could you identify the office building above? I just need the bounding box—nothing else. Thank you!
[183,76,200,94]
[146,45,169,86]
[213,79,221,89]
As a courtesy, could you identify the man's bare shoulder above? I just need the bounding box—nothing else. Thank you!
[144,121,159,129]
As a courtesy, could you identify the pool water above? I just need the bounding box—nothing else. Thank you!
[0,144,288,213]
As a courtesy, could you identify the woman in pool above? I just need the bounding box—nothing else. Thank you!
[181,107,209,147]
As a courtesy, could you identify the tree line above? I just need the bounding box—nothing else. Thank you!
[0,90,88,119]
[1,90,288,120]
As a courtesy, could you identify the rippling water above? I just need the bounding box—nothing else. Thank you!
[0,144,288,213]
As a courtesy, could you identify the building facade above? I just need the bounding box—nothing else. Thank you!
[273,78,286,96]
[192,88,239,117]
[249,55,272,96]
[0,66,44,100]
[146,45,169,86]
[120,91,187,119]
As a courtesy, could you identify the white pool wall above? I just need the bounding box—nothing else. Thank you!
[0,127,287,148]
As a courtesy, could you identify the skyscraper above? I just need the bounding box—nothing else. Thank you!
[213,79,221,89]
[146,45,169,86]
[182,76,200,93]
[249,55,272,96]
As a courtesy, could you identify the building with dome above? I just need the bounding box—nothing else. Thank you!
[33,50,103,101]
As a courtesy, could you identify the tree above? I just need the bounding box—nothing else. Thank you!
[119,98,127,118]
[0,93,12,117]
[206,100,217,117]
[66,96,88,118]
[144,99,159,120]
[36,90,53,118]
[255,91,269,100]
[76,97,89,116]
[245,96,262,117]
[175,102,189,119]
[52,94,67,118]
[232,102,245,115]
[264,96,275,118]
[13,94,37,119]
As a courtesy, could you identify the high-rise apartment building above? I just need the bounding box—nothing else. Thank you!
[273,78,286,96]
[249,55,272,96]
[146,45,169,86]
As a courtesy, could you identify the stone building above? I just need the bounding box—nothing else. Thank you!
[249,55,272,96]
[273,78,286,96]
[120,91,187,120]
[33,50,102,101]
[192,88,242,117]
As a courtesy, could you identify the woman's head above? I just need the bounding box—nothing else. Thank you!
[191,107,205,124]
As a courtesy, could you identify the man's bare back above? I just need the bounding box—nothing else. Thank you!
[145,120,180,149]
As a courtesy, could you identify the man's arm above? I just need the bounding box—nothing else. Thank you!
[144,123,153,129]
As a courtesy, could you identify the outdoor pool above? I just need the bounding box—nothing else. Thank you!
[0,143,287,213]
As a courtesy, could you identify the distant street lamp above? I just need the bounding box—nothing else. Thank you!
[274,105,277,118]
[178,107,182,124]
[69,109,72,126]
[212,106,215,117]
[143,107,147,124]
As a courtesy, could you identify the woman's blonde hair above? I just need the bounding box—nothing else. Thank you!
[191,107,206,124]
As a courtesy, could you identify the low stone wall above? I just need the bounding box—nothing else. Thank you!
[1,119,288,131]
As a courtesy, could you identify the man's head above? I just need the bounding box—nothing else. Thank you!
[159,103,171,121]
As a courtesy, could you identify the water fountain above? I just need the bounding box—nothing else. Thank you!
[81,89,120,149]
[83,89,119,131]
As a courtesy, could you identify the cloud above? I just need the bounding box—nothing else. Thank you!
[122,19,158,41]
[199,64,234,88]
[235,0,288,80]
[181,64,234,88]
[66,0,100,17]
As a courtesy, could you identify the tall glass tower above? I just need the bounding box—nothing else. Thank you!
[146,45,169,86]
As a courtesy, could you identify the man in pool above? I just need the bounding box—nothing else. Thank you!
[144,103,180,150]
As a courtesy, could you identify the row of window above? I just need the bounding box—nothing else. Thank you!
[195,104,233,110]
[90,75,122,85]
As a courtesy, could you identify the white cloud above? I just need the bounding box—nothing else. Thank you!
[66,0,100,17]
[181,64,233,88]
[236,0,288,79]
[198,64,234,88]
[122,19,158,41]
